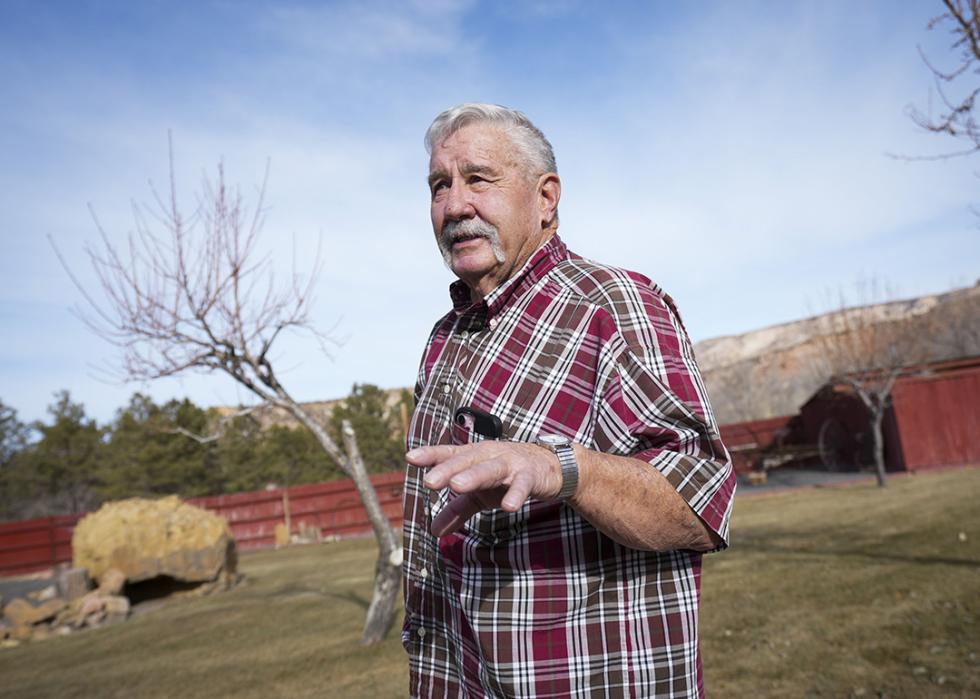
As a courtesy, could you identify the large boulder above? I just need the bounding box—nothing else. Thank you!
[72,496,237,586]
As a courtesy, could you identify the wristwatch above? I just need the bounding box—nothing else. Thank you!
[536,434,579,500]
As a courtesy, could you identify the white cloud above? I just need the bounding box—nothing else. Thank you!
[2,1,978,422]
[542,3,977,336]
[265,0,474,60]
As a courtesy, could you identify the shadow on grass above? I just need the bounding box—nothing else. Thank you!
[327,589,371,610]
[253,570,372,611]
[271,583,328,600]
[735,538,980,569]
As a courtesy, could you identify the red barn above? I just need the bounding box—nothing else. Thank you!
[797,356,980,472]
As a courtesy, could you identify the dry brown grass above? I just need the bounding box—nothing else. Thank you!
[1,467,977,698]
[702,467,980,698]
[0,540,408,698]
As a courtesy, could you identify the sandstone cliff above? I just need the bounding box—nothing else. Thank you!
[696,282,980,425]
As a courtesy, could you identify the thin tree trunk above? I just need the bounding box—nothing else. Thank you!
[341,420,402,645]
[281,400,401,644]
[868,371,900,488]
[870,409,887,487]
[850,381,890,488]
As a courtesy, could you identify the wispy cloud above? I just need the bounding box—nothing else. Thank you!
[1,0,976,422]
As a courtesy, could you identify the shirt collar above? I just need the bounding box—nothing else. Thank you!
[448,233,568,328]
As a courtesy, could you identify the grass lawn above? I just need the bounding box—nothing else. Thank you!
[701,467,979,698]
[1,467,978,698]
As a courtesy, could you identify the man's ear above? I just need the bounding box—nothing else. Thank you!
[537,173,561,229]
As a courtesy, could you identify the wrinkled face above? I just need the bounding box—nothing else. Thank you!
[428,124,551,298]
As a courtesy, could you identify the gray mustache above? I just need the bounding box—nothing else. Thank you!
[436,216,506,270]
[440,218,498,247]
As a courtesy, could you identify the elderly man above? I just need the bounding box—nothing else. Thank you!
[404,103,735,698]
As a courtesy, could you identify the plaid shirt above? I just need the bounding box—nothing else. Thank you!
[403,234,735,698]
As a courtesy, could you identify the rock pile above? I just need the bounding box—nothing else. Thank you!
[2,496,238,648]
[0,567,123,647]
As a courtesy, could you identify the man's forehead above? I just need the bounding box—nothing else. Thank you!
[428,124,519,173]
[428,158,501,179]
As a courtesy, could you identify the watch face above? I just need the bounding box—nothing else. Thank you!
[538,434,569,447]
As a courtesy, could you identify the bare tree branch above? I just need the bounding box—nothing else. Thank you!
[167,404,267,444]
[52,139,401,644]
[906,0,980,159]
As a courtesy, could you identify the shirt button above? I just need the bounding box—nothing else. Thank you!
[459,330,469,339]
[489,318,498,329]
[420,567,429,580]
[417,627,426,638]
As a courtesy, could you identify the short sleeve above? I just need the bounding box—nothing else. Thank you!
[591,288,736,546]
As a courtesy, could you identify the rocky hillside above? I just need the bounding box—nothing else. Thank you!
[215,387,410,431]
[217,283,980,431]
[696,282,980,425]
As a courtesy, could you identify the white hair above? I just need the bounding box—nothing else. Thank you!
[424,103,558,176]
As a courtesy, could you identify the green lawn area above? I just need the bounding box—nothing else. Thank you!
[1,467,978,698]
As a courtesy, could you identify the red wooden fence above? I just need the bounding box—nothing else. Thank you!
[189,472,404,550]
[0,472,405,578]
[0,515,80,578]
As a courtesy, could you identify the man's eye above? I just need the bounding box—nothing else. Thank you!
[431,181,448,195]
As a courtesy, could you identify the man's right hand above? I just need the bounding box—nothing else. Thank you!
[405,442,563,537]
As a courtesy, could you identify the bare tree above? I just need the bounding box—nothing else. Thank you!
[810,284,933,486]
[930,281,980,358]
[909,0,980,157]
[53,140,401,644]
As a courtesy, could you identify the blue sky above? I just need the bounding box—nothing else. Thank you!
[1,0,977,424]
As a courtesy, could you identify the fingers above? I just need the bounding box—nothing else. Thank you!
[406,444,462,467]
[408,442,555,535]
[411,444,507,491]
[406,444,484,489]
[430,492,486,537]
[445,457,509,493]
[501,469,536,512]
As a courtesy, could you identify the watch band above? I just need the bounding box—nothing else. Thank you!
[536,434,579,500]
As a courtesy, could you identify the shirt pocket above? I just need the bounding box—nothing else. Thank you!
[449,414,482,447]
[446,410,532,542]
[467,503,531,543]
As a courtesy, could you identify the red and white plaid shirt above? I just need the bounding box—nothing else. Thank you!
[403,234,735,698]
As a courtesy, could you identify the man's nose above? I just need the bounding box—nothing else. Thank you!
[443,181,475,220]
